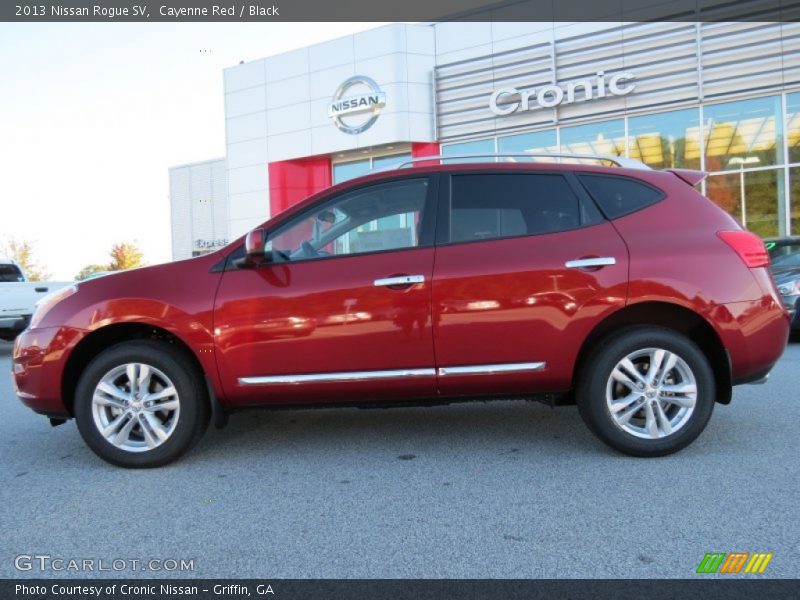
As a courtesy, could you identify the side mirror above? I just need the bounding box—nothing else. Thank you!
[244,228,267,265]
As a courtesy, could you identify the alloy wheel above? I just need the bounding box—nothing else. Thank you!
[91,363,181,453]
[605,347,697,439]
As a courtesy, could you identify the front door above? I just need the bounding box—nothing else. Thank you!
[214,176,439,406]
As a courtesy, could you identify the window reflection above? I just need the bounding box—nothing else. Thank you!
[788,93,800,164]
[441,139,495,163]
[628,108,701,169]
[372,153,411,171]
[333,159,370,184]
[497,130,558,162]
[332,152,411,185]
[704,95,783,172]
[559,119,626,157]
[792,167,800,235]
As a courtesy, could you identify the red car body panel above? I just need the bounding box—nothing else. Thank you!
[213,247,437,406]
[12,163,791,418]
[431,222,629,395]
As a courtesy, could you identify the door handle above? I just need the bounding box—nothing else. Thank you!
[374,275,425,287]
[565,257,616,269]
[35,287,49,293]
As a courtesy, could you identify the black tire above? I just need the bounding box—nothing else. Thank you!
[74,340,210,468]
[576,326,715,457]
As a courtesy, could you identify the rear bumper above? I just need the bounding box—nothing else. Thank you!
[12,326,86,418]
[704,294,791,385]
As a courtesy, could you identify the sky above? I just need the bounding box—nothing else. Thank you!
[0,22,384,280]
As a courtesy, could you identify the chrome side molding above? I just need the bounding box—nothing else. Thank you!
[239,368,436,386]
[239,362,547,386]
[437,362,546,376]
[565,257,616,269]
[374,275,425,287]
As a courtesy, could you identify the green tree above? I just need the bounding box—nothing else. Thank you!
[75,264,108,281]
[108,242,144,271]
[2,238,51,281]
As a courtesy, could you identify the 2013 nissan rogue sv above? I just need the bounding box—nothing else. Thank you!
[12,157,791,467]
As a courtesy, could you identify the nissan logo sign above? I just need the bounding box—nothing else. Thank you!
[328,75,386,135]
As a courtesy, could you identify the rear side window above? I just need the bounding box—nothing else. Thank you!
[578,174,664,219]
[0,264,24,282]
[449,173,600,243]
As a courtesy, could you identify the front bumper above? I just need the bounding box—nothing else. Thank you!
[0,314,30,335]
[12,326,86,418]
[780,294,800,330]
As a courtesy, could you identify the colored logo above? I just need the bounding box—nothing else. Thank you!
[696,552,773,574]
[328,75,386,135]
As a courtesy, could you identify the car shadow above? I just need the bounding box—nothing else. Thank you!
[188,399,610,464]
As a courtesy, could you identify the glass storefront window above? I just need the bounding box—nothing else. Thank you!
[372,153,411,170]
[704,95,784,172]
[441,139,495,163]
[497,130,558,161]
[792,167,800,235]
[706,168,786,238]
[333,159,370,184]
[628,108,701,169]
[559,119,626,157]
[332,152,411,185]
[788,93,800,165]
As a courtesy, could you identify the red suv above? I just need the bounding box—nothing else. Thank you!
[12,158,790,467]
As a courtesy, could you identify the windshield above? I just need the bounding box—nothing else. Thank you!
[767,241,800,270]
[0,264,24,282]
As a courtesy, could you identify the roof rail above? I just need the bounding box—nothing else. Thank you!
[394,153,652,170]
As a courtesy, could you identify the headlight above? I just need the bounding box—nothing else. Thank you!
[29,284,78,329]
[777,279,800,296]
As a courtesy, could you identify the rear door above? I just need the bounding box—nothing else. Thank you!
[431,170,629,396]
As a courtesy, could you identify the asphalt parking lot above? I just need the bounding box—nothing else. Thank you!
[1,339,798,579]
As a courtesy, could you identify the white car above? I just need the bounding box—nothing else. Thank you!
[0,257,72,341]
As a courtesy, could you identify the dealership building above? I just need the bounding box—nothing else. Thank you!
[170,20,800,259]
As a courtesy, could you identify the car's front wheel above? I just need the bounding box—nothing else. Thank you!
[74,340,210,468]
[576,326,715,457]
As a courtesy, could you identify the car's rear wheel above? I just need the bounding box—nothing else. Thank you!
[74,340,209,468]
[576,326,715,457]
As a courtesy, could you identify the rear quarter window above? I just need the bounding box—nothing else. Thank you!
[578,174,665,220]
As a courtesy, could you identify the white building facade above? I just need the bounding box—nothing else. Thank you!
[169,158,229,260]
[170,20,800,255]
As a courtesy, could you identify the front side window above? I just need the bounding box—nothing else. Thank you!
[264,178,430,262]
[448,173,599,243]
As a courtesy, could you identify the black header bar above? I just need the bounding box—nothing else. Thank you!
[2,0,800,22]
[4,579,800,600]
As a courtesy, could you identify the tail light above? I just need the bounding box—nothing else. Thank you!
[717,230,770,268]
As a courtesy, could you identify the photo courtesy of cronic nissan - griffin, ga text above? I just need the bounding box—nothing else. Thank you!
[12,156,791,467]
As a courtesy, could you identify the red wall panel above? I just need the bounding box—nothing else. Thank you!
[268,156,332,217]
[267,143,440,217]
[411,142,440,167]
